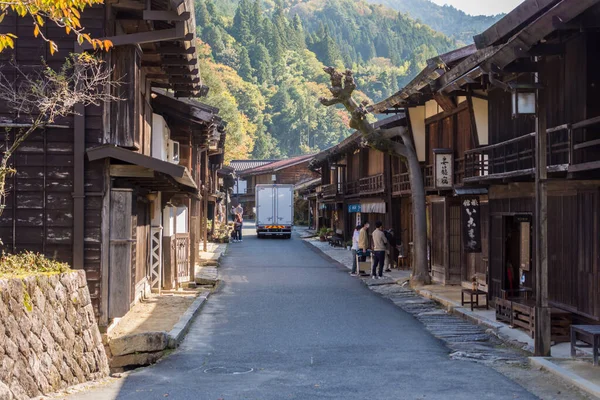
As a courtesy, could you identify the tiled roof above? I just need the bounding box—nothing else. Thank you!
[228,159,278,172]
[239,154,315,176]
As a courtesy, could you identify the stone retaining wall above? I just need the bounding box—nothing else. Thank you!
[0,270,109,399]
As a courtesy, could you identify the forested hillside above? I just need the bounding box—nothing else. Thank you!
[367,0,503,44]
[195,0,462,161]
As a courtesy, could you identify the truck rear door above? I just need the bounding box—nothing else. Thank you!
[275,186,293,226]
[256,186,274,227]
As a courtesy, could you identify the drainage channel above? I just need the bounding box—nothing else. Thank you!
[368,283,528,366]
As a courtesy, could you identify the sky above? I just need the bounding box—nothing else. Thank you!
[430,0,524,16]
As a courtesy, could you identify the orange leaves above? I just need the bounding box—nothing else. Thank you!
[0,0,108,53]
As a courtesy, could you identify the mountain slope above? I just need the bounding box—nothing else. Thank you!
[195,0,463,160]
[366,0,503,44]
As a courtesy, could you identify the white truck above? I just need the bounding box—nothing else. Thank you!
[255,184,294,239]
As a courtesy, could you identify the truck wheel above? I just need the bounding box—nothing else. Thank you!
[286,234,292,239]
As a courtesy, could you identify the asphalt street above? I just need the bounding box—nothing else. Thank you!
[68,223,537,400]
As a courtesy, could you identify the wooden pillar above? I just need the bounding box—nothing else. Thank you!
[534,64,551,357]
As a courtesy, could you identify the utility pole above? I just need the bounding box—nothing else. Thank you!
[534,60,551,356]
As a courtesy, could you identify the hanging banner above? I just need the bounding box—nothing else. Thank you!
[434,149,453,189]
[461,197,481,253]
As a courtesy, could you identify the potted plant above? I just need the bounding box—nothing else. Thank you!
[318,227,329,242]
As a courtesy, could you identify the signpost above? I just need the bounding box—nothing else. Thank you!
[433,149,453,189]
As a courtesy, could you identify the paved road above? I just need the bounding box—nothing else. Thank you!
[70,224,536,400]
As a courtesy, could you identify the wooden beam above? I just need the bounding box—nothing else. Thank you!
[148,76,200,84]
[143,10,190,21]
[81,23,187,49]
[164,67,198,76]
[147,46,195,55]
[110,0,146,10]
[473,0,559,49]
[433,93,456,112]
[142,58,197,67]
[110,165,155,178]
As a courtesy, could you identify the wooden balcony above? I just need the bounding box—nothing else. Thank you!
[462,117,600,182]
[344,175,384,197]
[423,165,434,190]
[322,183,339,198]
[392,158,465,196]
[359,174,385,195]
[345,180,360,197]
[392,172,411,196]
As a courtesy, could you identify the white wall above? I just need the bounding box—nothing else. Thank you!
[408,106,427,162]
[473,97,489,145]
[163,206,175,236]
[176,207,188,233]
[152,113,169,161]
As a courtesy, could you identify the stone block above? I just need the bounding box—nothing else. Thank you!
[109,332,169,356]
[0,381,13,400]
[109,351,164,369]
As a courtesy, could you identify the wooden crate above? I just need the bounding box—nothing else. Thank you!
[512,302,535,338]
[495,297,513,325]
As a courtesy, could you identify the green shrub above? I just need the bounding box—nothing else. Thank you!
[0,251,70,278]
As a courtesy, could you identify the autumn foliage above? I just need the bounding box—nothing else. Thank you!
[0,0,111,53]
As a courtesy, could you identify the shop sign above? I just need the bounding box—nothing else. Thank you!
[434,149,453,189]
[348,204,361,213]
[461,197,481,253]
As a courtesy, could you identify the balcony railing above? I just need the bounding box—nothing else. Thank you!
[345,180,360,197]
[423,165,434,189]
[359,174,385,194]
[322,183,338,198]
[392,172,411,195]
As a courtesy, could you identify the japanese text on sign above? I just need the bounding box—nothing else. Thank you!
[461,197,481,253]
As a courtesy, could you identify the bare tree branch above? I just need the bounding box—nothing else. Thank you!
[0,53,122,214]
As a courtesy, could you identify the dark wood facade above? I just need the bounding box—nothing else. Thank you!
[0,1,225,327]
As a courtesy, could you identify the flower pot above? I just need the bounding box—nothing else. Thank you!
[319,236,326,242]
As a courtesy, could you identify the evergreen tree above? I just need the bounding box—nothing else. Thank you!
[232,0,253,46]
[250,43,272,84]
[195,0,210,28]
[203,25,225,55]
[238,46,254,81]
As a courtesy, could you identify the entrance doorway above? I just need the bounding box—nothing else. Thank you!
[503,215,533,294]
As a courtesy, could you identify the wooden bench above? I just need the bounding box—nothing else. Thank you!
[571,325,600,366]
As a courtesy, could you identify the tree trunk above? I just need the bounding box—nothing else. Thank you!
[319,67,430,285]
[399,131,430,285]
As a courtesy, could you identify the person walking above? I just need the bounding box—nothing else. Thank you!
[358,222,370,262]
[350,224,362,276]
[235,214,243,242]
[233,214,243,242]
[372,221,388,279]
[234,203,244,219]
[385,228,396,272]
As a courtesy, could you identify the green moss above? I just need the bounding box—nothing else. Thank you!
[23,290,33,313]
[0,251,70,279]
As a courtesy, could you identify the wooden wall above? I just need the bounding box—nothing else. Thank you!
[489,189,600,320]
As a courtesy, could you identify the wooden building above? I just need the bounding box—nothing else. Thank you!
[0,0,226,327]
[236,155,318,218]
[368,0,600,332]
[309,116,405,244]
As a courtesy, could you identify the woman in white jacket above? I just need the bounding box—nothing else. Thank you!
[350,224,362,276]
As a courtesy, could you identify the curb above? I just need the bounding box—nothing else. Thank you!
[167,293,209,348]
[530,357,600,399]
